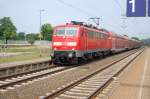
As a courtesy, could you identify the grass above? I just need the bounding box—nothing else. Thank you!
[0,46,52,64]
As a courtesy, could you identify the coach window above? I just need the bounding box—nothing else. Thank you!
[88,32,90,38]
[99,32,101,39]
[94,32,96,38]
[97,32,99,39]
[96,32,98,39]
[88,31,93,38]
[105,34,108,39]
[95,32,97,38]
[105,34,107,39]
[91,32,94,38]
[93,32,95,38]
[101,33,104,39]
[104,34,106,39]
[103,34,105,38]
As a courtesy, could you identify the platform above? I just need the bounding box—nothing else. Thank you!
[0,57,51,79]
[108,47,150,99]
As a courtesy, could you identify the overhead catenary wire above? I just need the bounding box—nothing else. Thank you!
[112,0,124,11]
[55,0,140,38]
[56,0,104,27]
[56,0,93,17]
[56,0,119,23]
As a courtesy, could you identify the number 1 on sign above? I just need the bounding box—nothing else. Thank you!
[129,0,135,12]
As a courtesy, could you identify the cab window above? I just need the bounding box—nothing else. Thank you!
[55,27,77,36]
[55,29,65,36]
[66,28,77,36]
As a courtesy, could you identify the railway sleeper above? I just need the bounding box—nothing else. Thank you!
[70,88,94,93]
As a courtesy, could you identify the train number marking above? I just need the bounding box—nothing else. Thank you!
[129,0,135,13]
[127,0,146,17]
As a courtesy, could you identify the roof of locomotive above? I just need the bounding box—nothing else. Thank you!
[54,22,109,35]
[54,21,140,43]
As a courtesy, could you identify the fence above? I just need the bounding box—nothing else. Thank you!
[0,40,52,47]
[0,40,28,44]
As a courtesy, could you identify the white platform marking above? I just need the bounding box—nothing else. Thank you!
[138,49,149,99]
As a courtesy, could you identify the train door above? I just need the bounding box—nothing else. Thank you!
[80,28,87,52]
[83,29,88,51]
[112,36,116,50]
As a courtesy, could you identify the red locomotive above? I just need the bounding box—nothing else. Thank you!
[51,21,141,65]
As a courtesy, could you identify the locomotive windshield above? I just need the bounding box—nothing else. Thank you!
[55,27,77,36]
[55,29,65,36]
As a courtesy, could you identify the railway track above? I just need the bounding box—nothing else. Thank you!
[0,49,137,89]
[0,48,143,96]
[0,66,72,89]
[0,48,139,81]
[41,48,144,99]
[0,66,55,81]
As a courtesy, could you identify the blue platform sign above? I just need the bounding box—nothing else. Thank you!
[127,0,146,17]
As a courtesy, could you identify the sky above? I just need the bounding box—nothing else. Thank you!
[0,0,150,39]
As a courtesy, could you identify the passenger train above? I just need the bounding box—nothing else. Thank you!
[51,21,141,65]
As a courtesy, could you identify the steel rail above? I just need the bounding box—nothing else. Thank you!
[43,48,144,99]
[0,66,72,89]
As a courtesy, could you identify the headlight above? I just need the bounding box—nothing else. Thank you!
[72,48,75,50]
[68,53,73,58]
[54,48,57,50]
[67,42,77,46]
[53,42,62,46]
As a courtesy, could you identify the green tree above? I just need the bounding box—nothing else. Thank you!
[142,38,150,45]
[0,24,3,39]
[41,23,53,41]
[26,33,37,44]
[131,37,140,40]
[17,32,25,40]
[0,17,17,44]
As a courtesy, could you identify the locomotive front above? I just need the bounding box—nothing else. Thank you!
[51,25,80,65]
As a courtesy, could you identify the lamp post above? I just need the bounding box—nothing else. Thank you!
[39,9,45,57]
[121,14,127,32]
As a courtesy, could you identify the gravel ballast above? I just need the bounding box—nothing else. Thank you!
[0,50,138,99]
